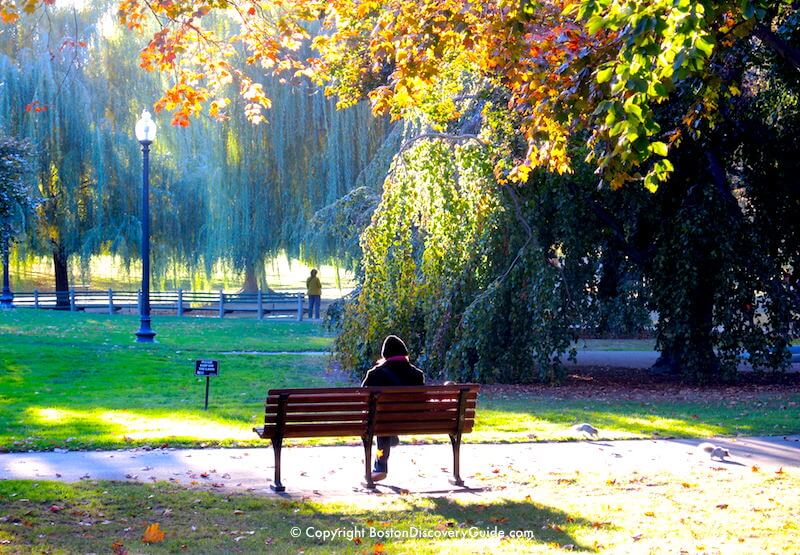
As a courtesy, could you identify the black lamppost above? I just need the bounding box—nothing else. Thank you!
[1,239,12,309]
[134,109,157,342]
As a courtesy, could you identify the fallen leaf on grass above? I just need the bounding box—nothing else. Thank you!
[775,467,784,475]
[373,543,386,554]
[111,540,128,555]
[489,517,509,524]
[751,465,760,473]
[544,523,564,532]
[591,521,610,529]
[353,537,362,545]
[142,523,165,543]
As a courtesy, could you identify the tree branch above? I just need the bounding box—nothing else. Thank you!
[754,23,800,72]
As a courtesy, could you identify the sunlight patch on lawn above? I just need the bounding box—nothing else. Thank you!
[27,406,253,442]
[475,409,728,439]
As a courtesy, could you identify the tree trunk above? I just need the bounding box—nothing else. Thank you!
[241,261,259,293]
[53,245,70,308]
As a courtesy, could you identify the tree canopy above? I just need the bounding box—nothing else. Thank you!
[2,0,798,383]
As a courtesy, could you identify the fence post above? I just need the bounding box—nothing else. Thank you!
[296,293,303,321]
[108,288,114,315]
[69,288,76,312]
[257,289,264,320]
[177,289,184,317]
[219,290,225,318]
[34,289,39,309]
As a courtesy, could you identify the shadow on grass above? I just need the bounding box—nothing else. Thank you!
[0,480,598,552]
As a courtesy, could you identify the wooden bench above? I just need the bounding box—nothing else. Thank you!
[253,384,479,492]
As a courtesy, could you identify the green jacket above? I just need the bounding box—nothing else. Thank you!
[306,276,322,296]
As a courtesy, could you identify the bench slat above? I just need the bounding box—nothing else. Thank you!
[376,410,475,423]
[376,400,476,412]
[373,393,476,403]
[267,385,478,396]
[264,413,367,424]
[267,394,370,404]
[266,403,369,413]
[374,421,473,434]
[256,421,475,439]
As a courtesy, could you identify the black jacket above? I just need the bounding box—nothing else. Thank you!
[361,359,425,387]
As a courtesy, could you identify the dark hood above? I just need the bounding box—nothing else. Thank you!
[381,335,409,358]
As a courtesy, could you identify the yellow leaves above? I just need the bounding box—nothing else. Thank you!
[208,98,231,119]
[142,523,165,543]
[368,86,394,116]
[644,511,655,517]
[375,448,384,458]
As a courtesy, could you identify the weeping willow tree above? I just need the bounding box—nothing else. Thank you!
[0,12,102,301]
[0,6,390,292]
[197,41,390,291]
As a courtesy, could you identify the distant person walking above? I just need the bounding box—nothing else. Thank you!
[362,335,425,482]
[306,269,322,319]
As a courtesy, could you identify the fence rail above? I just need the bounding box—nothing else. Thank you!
[9,289,307,320]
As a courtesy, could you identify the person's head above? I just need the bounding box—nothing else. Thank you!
[380,335,409,360]
[310,269,318,277]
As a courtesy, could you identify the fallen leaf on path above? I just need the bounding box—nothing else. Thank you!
[716,504,729,509]
[142,523,165,543]
[644,511,655,517]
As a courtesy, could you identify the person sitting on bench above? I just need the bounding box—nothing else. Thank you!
[361,335,425,482]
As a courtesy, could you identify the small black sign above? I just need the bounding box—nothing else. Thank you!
[195,360,219,376]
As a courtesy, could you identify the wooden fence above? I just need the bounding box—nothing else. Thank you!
[10,289,307,320]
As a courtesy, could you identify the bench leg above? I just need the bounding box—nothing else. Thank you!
[449,434,464,487]
[362,435,376,489]
[270,437,285,492]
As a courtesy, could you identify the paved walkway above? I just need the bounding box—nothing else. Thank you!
[569,351,800,370]
[2,436,797,499]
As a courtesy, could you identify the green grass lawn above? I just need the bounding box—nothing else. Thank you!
[1,463,798,553]
[1,310,799,453]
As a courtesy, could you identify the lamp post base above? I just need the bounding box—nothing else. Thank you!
[135,319,156,343]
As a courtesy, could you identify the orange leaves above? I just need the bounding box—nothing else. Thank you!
[24,100,48,113]
[0,10,19,24]
[142,523,166,543]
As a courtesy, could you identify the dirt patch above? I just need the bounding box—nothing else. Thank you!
[480,367,800,403]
